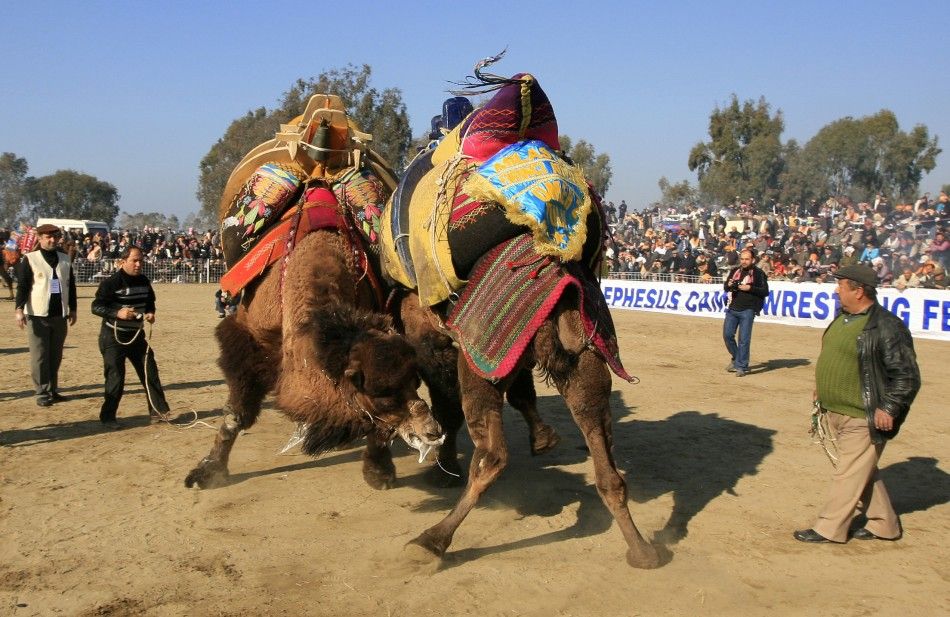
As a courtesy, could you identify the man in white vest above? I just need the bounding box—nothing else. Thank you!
[14,224,77,406]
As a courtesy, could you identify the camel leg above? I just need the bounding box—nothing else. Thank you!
[363,432,397,490]
[185,318,272,489]
[548,338,660,569]
[507,368,560,455]
[396,294,465,486]
[426,374,465,486]
[406,358,508,562]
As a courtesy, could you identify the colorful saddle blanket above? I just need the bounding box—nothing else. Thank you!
[219,188,343,297]
[380,72,598,307]
[221,162,304,269]
[444,234,631,382]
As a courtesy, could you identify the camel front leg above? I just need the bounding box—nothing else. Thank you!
[362,432,396,490]
[184,409,243,489]
[405,359,508,563]
[507,368,560,455]
[185,318,271,489]
[554,346,660,569]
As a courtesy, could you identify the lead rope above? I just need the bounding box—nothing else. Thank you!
[110,318,216,431]
[809,401,839,467]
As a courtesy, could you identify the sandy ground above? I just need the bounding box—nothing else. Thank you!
[0,283,947,617]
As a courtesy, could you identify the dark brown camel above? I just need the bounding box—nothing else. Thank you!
[184,230,443,490]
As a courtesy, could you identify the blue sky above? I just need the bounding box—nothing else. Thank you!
[2,1,947,220]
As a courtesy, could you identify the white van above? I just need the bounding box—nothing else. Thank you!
[35,218,110,237]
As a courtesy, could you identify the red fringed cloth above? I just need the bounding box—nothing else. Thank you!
[219,188,344,297]
[445,234,633,382]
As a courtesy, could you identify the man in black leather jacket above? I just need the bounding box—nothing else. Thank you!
[794,264,920,544]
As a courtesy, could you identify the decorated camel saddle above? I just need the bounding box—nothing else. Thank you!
[218,94,396,298]
[380,62,628,382]
[380,71,602,306]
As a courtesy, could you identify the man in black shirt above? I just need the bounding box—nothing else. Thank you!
[722,249,770,376]
[14,224,77,406]
[91,246,170,426]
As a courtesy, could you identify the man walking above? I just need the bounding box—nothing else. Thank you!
[723,248,769,376]
[91,246,171,427]
[794,264,920,543]
[14,224,77,406]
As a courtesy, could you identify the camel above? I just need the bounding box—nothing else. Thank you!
[378,64,660,568]
[2,230,19,299]
[1,251,15,299]
[185,95,443,491]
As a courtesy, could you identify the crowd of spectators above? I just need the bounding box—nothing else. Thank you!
[0,226,225,283]
[4,191,949,291]
[604,191,949,290]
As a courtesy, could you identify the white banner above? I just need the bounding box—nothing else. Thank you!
[601,279,950,342]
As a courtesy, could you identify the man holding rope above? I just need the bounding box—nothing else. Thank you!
[91,246,170,428]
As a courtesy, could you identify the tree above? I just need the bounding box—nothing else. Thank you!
[657,176,698,210]
[786,110,940,202]
[197,64,412,221]
[0,152,29,227]
[558,136,613,196]
[117,211,181,230]
[25,170,120,225]
[688,95,785,207]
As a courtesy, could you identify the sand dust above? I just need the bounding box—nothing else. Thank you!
[1,283,947,616]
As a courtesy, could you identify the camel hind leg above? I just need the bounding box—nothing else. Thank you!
[185,317,274,489]
[538,314,660,569]
[506,368,560,455]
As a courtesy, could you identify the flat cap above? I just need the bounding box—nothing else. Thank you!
[834,264,878,288]
[35,224,63,235]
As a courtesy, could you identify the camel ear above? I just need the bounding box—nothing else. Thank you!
[344,365,364,391]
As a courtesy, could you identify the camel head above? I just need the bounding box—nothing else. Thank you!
[341,333,444,455]
[310,305,444,457]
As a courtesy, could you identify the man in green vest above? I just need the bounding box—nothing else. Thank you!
[794,264,920,543]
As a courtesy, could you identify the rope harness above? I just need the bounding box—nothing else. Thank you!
[809,400,840,467]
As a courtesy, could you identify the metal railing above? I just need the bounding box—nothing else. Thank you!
[72,258,227,285]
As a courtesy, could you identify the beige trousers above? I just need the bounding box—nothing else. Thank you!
[812,413,900,542]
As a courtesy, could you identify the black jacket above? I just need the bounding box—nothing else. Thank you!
[826,303,921,443]
[724,266,769,314]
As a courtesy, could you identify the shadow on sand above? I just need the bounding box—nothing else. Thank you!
[395,391,775,567]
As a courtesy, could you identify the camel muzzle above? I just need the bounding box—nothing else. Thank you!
[397,399,444,463]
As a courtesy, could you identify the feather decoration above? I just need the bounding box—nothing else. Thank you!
[449,48,523,95]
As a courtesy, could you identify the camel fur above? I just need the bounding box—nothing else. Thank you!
[184,231,442,491]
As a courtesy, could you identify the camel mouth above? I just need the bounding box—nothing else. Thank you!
[397,425,445,464]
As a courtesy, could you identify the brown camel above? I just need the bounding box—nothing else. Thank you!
[184,231,444,490]
[391,291,560,486]
[395,284,660,569]
[2,247,19,300]
[185,94,443,490]
[378,64,660,568]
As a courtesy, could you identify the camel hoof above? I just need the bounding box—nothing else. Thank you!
[626,544,662,569]
[403,534,445,572]
[184,459,229,489]
[362,459,396,490]
[530,424,561,455]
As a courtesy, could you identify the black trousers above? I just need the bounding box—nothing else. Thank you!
[98,326,170,421]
